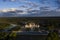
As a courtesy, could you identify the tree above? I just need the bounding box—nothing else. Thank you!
[9,32,17,40]
[0,32,10,40]
[25,28,31,31]
[46,30,59,40]
[34,27,39,31]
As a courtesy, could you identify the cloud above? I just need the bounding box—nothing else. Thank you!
[1,0,60,17]
[10,0,16,2]
[0,7,29,15]
[0,8,17,12]
[25,1,40,7]
[2,0,16,2]
[2,0,40,11]
[40,6,58,11]
[0,7,60,17]
[2,0,26,2]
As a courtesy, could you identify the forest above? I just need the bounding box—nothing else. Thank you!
[0,17,60,40]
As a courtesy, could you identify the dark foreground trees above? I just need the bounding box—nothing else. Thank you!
[46,30,59,40]
[0,32,17,40]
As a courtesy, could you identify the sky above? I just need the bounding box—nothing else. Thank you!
[0,0,60,17]
[0,0,40,10]
[0,0,59,10]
